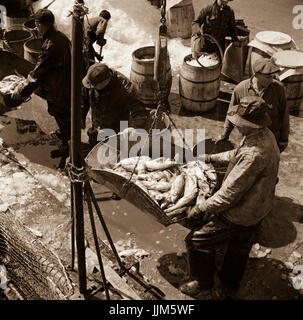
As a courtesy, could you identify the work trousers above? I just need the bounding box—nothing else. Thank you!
[48,101,71,146]
[185,215,261,290]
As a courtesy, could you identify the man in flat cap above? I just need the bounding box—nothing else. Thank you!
[191,0,239,56]
[218,57,289,153]
[180,96,280,299]
[82,63,148,148]
[13,8,72,163]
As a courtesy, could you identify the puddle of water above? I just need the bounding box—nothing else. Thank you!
[0,116,60,169]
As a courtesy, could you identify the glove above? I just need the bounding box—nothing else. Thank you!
[96,37,107,47]
[187,203,212,223]
[187,205,204,220]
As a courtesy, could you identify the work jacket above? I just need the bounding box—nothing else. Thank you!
[222,78,289,151]
[89,70,148,133]
[192,1,238,49]
[205,128,280,226]
[23,27,71,107]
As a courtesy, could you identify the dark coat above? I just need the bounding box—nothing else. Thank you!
[32,27,71,105]
[89,70,148,133]
[192,1,238,51]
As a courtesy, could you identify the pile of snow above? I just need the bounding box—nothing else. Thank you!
[35,0,191,76]
[0,168,36,209]
[34,172,70,205]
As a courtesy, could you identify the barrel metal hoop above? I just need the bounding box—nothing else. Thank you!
[286,95,303,101]
[131,67,171,77]
[180,94,219,103]
[180,74,221,84]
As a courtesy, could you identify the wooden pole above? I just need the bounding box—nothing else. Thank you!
[71,0,87,294]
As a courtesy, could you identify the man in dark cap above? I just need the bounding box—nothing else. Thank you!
[180,96,280,299]
[191,0,239,56]
[218,57,289,153]
[82,63,148,148]
[14,8,72,162]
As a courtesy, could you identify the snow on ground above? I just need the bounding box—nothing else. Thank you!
[35,0,191,76]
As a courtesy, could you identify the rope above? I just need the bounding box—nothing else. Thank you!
[66,162,88,184]
[67,1,89,22]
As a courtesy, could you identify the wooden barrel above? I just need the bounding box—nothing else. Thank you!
[179,54,221,113]
[273,50,303,115]
[283,74,303,113]
[130,46,172,107]
[3,26,33,58]
[167,0,195,39]
[24,38,42,64]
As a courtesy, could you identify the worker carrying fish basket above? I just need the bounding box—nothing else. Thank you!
[85,130,232,227]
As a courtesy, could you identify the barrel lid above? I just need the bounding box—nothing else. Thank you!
[256,31,291,46]
[272,50,303,68]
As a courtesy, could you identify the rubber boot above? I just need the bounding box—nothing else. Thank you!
[185,243,216,290]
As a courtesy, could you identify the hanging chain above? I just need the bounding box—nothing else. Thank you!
[159,0,167,35]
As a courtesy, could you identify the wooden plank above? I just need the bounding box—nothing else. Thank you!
[86,247,141,300]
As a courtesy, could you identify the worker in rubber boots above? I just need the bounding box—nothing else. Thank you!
[180,96,280,299]
[82,63,149,148]
[218,57,289,153]
[13,9,72,161]
[191,0,239,57]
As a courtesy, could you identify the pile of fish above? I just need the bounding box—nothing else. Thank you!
[0,75,26,96]
[187,53,219,68]
[105,156,217,219]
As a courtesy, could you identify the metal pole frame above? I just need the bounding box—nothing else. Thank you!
[71,0,87,295]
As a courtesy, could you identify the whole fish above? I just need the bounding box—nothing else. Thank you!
[197,179,211,196]
[195,190,206,206]
[205,169,217,181]
[164,174,198,213]
[170,173,185,203]
[145,157,177,171]
[141,180,172,192]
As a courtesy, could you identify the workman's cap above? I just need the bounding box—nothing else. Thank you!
[253,57,280,75]
[32,9,55,26]
[227,96,271,129]
[99,10,111,20]
[82,63,112,88]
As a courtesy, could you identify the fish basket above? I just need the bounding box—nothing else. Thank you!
[85,130,234,226]
[85,130,187,226]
